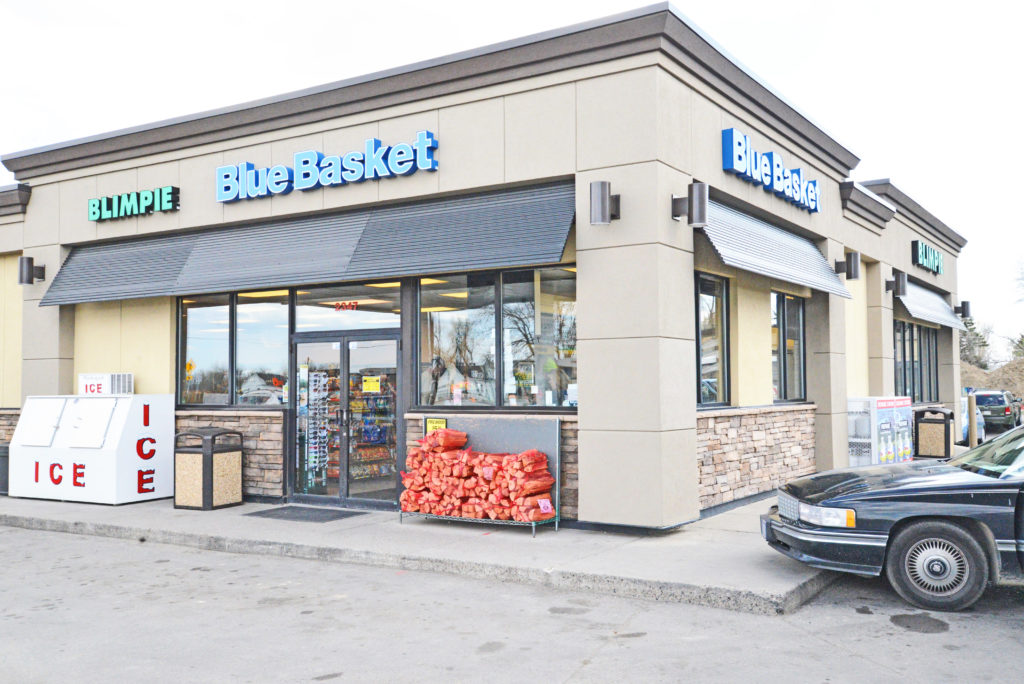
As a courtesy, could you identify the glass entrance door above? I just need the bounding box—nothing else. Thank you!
[344,339,398,501]
[294,335,399,504]
[295,341,343,497]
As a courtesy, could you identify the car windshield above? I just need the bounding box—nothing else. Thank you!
[948,427,1024,478]
[975,394,1005,406]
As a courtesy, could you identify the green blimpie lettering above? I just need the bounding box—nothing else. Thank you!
[100,197,112,220]
[119,192,138,217]
[139,190,154,213]
[88,199,100,221]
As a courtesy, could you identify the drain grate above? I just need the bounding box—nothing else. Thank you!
[244,506,368,523]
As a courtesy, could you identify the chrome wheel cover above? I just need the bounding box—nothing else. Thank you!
[905,537,969,596]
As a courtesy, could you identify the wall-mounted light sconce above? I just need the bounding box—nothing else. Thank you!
[834,252,861,280]
[955,300,972,318]
[670,182,709,227]
[17,256,45,285]
[885,269,907,297]
[589,181,620,225]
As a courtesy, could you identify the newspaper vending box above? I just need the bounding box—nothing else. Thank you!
[7,394,174,504]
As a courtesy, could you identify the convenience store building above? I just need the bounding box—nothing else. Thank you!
[0,4,968,528]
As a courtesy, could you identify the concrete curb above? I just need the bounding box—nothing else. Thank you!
[0,513,840,615]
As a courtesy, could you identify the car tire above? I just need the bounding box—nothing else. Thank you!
[885,520,989,612]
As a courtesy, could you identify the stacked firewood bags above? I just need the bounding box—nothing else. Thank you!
[400,429,556,523]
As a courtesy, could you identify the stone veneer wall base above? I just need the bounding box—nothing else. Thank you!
[697,404,816,510]
[176,410,285,498]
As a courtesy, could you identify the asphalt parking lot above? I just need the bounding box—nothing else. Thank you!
[2,527,1022,683]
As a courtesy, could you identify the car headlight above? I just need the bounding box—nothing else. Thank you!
[798,502,856,528]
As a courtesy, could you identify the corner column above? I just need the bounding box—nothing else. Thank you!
[805,238,848,471]
[21,244,74,398]
[938,324,962,435]
[575,162,698,527]
[866,261,894,396]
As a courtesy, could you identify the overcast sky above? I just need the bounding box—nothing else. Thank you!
[2,0,1020,361]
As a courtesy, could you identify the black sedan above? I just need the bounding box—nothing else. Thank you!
[761,428,1024,611]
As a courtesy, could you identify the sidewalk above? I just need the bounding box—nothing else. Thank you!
[0,494,838,615]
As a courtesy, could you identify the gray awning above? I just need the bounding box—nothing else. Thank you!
[897,282,966,331]
[702,201,851,298]
[41,182,575,306]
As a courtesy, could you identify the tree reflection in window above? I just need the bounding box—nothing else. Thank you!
[419,275,496,406]
[501,269,577,407]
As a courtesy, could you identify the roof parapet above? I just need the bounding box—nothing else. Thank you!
[861,179,967,253]
[839,180,896,229]
[0,183,30,217]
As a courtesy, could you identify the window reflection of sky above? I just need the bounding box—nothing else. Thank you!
[184,304,228,369]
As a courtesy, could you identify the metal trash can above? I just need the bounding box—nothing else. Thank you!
[174,428,243,510]
[913,407,953,460]
[0,442,9,495]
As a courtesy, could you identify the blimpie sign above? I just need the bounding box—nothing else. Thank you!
[88,186,179,221]
[912,240,944,275]
[8,395,173,505]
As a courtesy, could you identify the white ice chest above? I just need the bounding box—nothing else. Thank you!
[8,394,174,504]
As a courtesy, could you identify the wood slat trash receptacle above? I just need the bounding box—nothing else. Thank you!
[174,428,243,510]
[0,443,9,495]
[913,407,953,459]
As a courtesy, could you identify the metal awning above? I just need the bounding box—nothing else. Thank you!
[897,282,966,331]
[40,182,575,306]
[702,201,850,298]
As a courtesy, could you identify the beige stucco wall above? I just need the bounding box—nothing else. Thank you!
[74,297,176,394]
[0,253,22,406]
[729,281,773,407]
[844,269,869,397]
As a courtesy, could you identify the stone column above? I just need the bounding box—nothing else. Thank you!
[805,238,848,471]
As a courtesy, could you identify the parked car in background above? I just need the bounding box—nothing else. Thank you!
[973,390,1021,431]
[960,396,986,445]
[761,426,1024,611]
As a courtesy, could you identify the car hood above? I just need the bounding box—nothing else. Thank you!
[781,461,995,504]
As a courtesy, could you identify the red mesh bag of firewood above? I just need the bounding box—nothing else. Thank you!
[436,429,468,448]
[512,494,556,522]
[462,497,486,519]
[406,449,427,472]
[399,489,421,512]
[399,470,426,492]
[510,471,555,498]
[504,449,547,472]
[418,428,468,450]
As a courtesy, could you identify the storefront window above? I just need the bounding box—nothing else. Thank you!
[419,274,496,406]
[235,290,289,405]
[501,268,577,407]
[696,273,728,405]
[295,283,401,332]
[772,292,805,401]
[894,321,939,402]
[894,321,906,396]
[179,294,230,405]
[785,296,805,400]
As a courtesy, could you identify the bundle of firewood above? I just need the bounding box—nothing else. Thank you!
[400,429,556,523]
